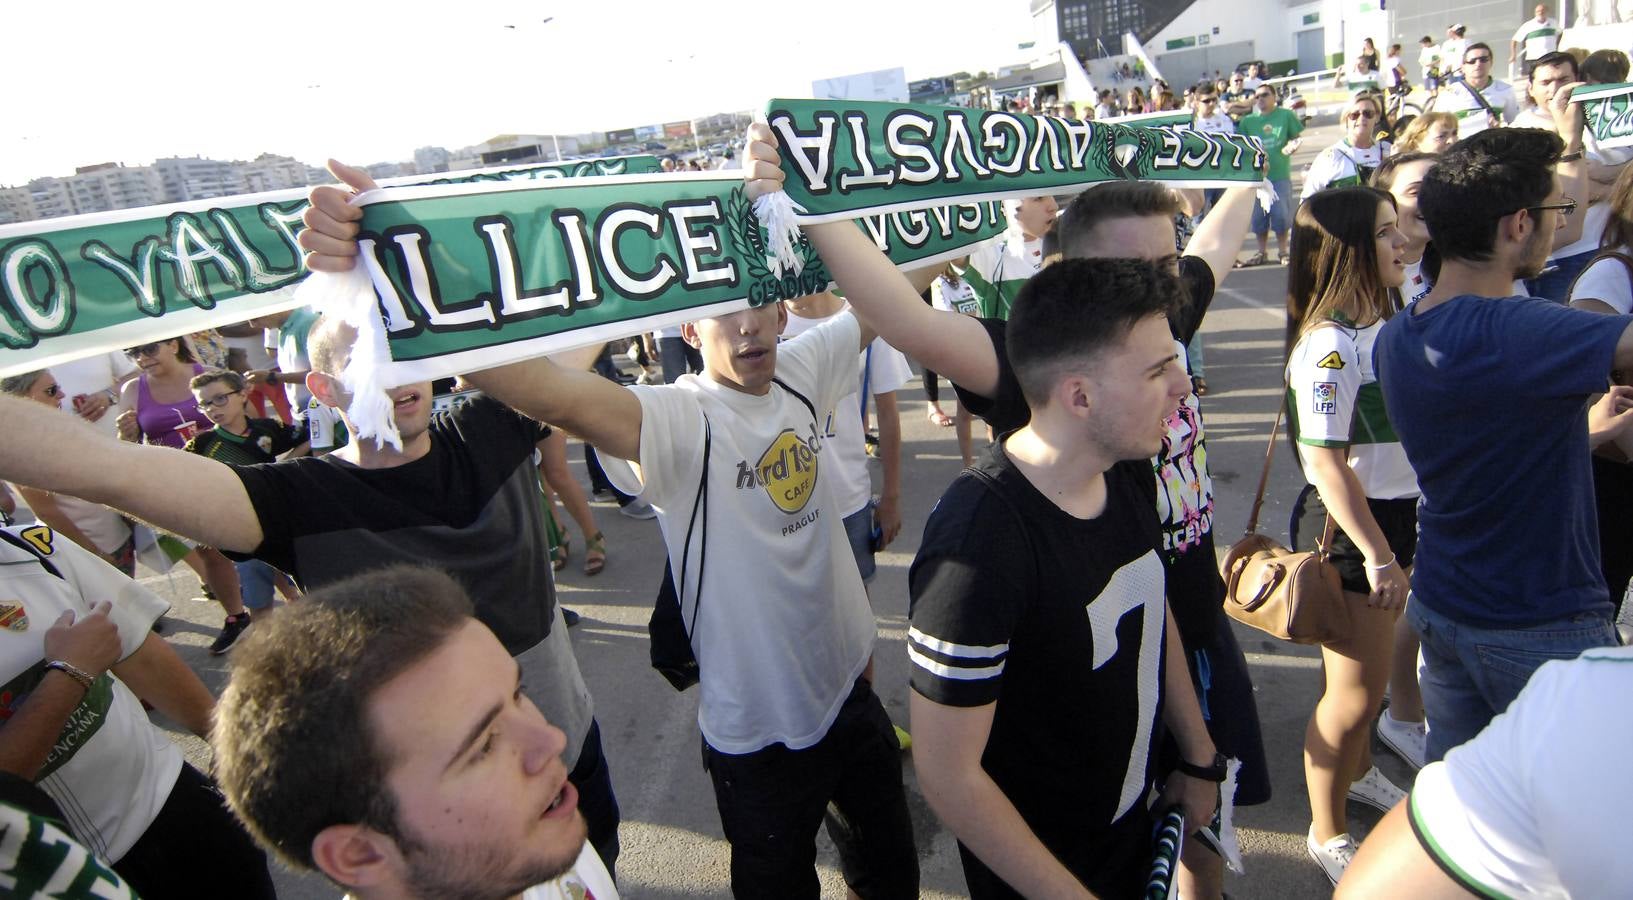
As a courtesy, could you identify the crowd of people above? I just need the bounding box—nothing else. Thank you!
[3,14,1633,898]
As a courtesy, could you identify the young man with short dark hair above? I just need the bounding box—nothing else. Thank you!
[214,565,616,900]
[907,259,1218,897]
[1375,122,1633,762]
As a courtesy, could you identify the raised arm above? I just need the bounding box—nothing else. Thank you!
[0,397,264,552]
[743,124,1003,398]
[463,355,644,463]
[1184,185,1259,287]
[1552,83,1590,251]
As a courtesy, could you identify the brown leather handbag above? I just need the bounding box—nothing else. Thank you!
[1219,401,1349,645]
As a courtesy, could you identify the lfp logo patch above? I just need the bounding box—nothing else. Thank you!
[1312,382,1337,415]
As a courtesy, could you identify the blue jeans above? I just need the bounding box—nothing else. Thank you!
[1409,598,1616,763]
[235,559,279,611]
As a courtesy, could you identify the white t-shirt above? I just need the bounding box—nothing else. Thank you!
[21,355,133,553]
[1287,321,1419,499]
[1569,246,1633,313]
[1512,17,1562,60]
[1382,54,1403,88]
[1243,75,1263,90]
[1193,112,1237,134]
[601,314,874,754]
[1408,645,1633,898]
[1439,78,1521,136]
[50,353,136,439]
[1301,141,1390,198]
[1419,45,1443,75]
[1442,37,1470,70]
[782,308,914,517]
[0,525,180,862]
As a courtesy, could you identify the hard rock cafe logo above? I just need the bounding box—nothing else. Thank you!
[735,422,823,515]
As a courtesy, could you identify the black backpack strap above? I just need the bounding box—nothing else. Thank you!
[677,416,712,641]
[0,527,64,580]
[771,377,818,425]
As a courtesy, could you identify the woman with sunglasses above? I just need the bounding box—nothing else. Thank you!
[1284,187,1414,885]
[1301,93,1391,200]
[113,338,254,654]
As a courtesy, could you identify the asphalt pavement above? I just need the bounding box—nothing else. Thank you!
[132,116,1410,899]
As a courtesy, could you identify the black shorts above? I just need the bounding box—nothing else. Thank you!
[702,678,917,899]
[1158,605,1272,807]
[1293,489,1418,594]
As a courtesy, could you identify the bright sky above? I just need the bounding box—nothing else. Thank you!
[2,0,1035,187]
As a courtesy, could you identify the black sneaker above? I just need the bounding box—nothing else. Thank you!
[209,612,252,655]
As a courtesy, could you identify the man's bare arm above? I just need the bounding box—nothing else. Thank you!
[743,123,1002,398]
[1184,186,1258,286]
[1335,800,1467,899]
[112,633,215,738]
[0,396,264,552]
[463,356,644,463]
[910,693,1097,899]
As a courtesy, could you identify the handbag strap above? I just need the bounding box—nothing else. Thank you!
[1243,401,1285,536]
[1245,390,1338,555]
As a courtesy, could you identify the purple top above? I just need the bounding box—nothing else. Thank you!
[136,364,211,449]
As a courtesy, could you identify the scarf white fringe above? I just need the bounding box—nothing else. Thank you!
[295,266,403,452]
[752,191,808,278]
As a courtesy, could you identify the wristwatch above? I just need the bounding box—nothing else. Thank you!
[1559,150,1584,163]
[1175,752,1229,783]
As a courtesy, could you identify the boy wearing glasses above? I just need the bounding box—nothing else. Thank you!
[184,369,309,623]
[1442,42,1520,136]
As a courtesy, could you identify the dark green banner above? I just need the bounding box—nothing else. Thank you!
[0,156,660,377]
[346,170,1003,382]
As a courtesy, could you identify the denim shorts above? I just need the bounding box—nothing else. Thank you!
[1409,598,1616,762]
[842,502,877,583]
[1251,179,1292,235]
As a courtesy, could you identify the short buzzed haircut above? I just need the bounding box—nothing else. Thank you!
[213,565,475,873]
[1055,183,1183,258]
[1006,258,1180,407]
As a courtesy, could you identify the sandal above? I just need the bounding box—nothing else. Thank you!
[1192,376,1209,396]
[551,534,569,572]
[1234,251,1268,269]
[583,532,607,576]
[927,407,953,427]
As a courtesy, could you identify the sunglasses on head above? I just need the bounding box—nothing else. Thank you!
[124,342,164,359]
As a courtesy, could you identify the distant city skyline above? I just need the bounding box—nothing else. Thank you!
[3,0,1033,188]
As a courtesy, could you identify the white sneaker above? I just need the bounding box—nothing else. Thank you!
[1377,710,1428,770]
[1306,828,1357,885]
[1347,765,1407,813]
